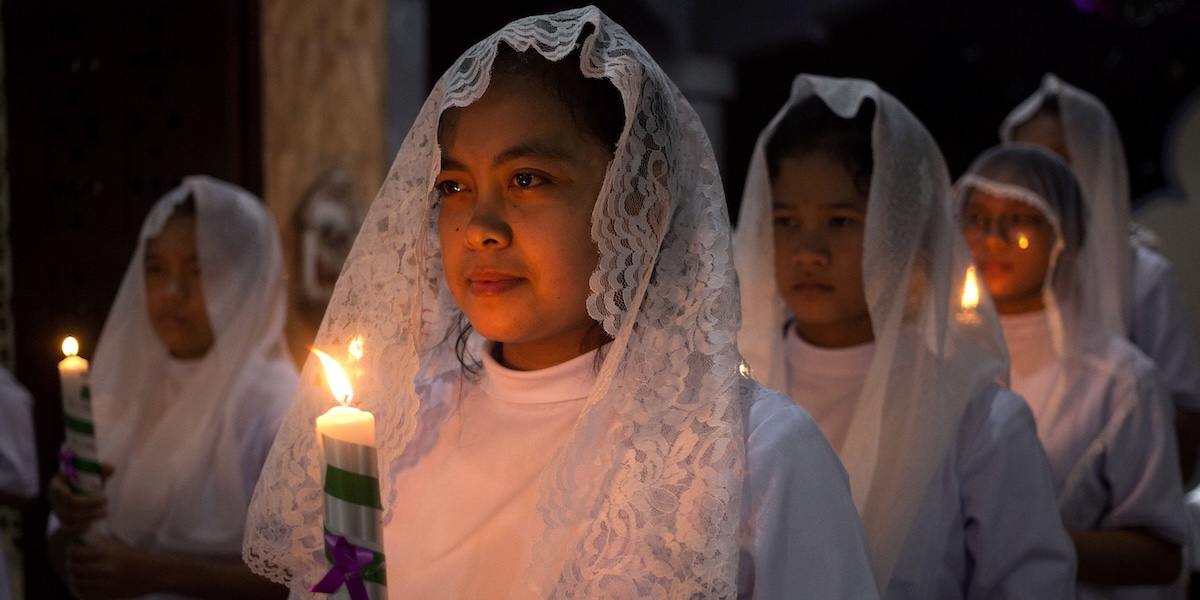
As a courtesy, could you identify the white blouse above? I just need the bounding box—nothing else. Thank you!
[383,342,879,599]
[1001,309,1188,600]
[785,327,1075,599]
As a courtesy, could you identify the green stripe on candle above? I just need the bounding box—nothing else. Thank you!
[81,385,91,400]
[324,464,383,509]
[72,456,102,475]
[64,415,95,435]
[323,528,387,586]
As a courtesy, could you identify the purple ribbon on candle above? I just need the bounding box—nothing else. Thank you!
[58,449,79,484]
[308,534,373,600]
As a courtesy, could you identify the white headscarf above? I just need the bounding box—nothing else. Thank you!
[1000,73,1131,340]
[245,6,745,596]
[956,144,1095,433]
[734,74,1010,589]
[91,175,295,556]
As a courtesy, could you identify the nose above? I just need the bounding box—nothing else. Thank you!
[788,227,830,266]
[464,187,513,251]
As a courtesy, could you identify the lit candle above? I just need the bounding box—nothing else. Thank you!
[58,336,103,495]
[309,347,386,600]
[959,266,981,324]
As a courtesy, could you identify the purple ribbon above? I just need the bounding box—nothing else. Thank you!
[308,534,373,600]
[58,449,79,484]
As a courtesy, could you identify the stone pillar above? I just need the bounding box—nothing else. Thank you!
[261,0,387,365]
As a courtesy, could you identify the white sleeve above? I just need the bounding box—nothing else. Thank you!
[739,386,878,600]
[1101,353,1188,545]
[0,368,38,499]
[960,388,1076,599]
[1130,247,1200,413]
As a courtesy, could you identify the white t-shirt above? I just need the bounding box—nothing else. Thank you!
[784,328,1075,599]
[1001,310,1188,600]
[383,342,878,600]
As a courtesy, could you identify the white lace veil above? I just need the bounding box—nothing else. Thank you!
[90,175,295,555]
[1000,73,1130,339]
[734,75,1010,589]
[245,6,745,596]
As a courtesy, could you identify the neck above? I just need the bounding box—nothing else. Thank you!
[496,336,610,371]
[994,293,1045,315]
[794,317,874,349]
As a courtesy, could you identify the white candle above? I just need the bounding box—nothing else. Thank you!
[310,347,386,599]
[316,405,376,447]
[59,336,103,494]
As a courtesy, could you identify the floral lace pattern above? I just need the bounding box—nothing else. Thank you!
[244,7,745,597]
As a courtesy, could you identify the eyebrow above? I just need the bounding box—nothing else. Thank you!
[771,199,867,211]
[441,139,577,172]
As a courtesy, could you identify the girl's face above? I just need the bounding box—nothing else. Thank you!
[771,152,873,348]
[436,74,612,371]
[1013,112,1070,162]
[960,190,1056,315]
[144,215,215,359]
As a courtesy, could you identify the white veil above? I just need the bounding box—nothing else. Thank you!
[734,75,1010,589]
[245,6,746,597]
[90,175,295,555]
[1000,73,1131,340]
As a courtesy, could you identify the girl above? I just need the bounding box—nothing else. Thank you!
[957,143,1187,598]
[735,74,1076,598]
[47,176,296,599]
[1001,74,1200,479]
[244,7,877,599]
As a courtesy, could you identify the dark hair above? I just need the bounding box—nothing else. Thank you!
[439,36,625,155]
[765,96,876,195]
[172,194,197,218]
[1035,94,1061,117]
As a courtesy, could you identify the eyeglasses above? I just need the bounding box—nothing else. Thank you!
[960,212,1049,246]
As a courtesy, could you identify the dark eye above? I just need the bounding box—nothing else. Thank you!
[1010,213,1044,227]
[512,172,545,188]
[772,216,798,229]
[829,216,853,228]
[437,180,463,196]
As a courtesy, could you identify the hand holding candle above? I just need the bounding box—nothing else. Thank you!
[59,336,103,495]
[311,347,386,600]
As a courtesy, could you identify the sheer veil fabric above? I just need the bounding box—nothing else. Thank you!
[90,175,296,556]
[1000,73,1131,340]
[245,6,748,596]
[734,75,1010,590]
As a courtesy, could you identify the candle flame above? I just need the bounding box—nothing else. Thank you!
[962,266,980,310]
[1017,234,1029,249]
[311,348,354,406]
[348,336,364,362]
[62,336,80,358]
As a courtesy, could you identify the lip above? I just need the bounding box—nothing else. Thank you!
[791,281,834,294]
[976,260,1011,275]
[466,271,524,296]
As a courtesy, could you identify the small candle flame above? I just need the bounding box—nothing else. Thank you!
[311,348,354,407]
[348,336,364,362]
[1017,234,1029,250]
[62,336,80,358]
[961,266,980,310]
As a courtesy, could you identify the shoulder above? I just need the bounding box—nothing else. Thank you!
[958,382,1038,443]
[740,377,845,477]
[232,358,300,424]
[1132,243,1172,282]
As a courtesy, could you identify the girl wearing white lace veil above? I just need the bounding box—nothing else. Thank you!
[245,6,875,599]
[735,74,1074,598]
[47,175,297,599]
[1001,74,1200,479]
[957,143,1187,599]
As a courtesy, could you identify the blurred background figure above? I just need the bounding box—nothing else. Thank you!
[0,367,37,600]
